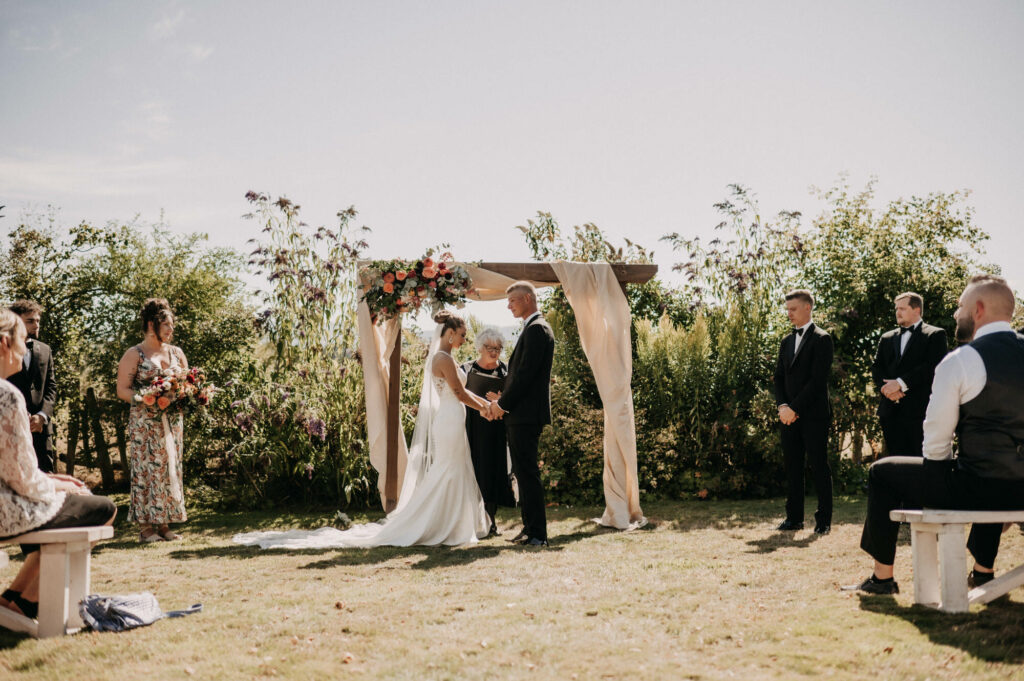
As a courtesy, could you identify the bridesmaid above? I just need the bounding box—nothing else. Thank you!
[116,299,188,542]
[462,327,516,536]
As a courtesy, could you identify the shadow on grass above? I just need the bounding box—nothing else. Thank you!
[164,520,612,570]
[859,595,1024,663]
[745,530,825,554]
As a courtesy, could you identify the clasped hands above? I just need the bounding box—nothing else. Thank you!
[479,391,505,422]
[778,405,799,426]
[880,379,905,402]
[29,414,46,433]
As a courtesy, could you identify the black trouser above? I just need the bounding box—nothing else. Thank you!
[33,432,54,473]
[781,417,832,525]
[860,456,1024,568]
[880,414,924,457]
[506,424,547,540]
[15,494,116,554]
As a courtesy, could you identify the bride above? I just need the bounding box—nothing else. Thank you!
[233,311,492,549]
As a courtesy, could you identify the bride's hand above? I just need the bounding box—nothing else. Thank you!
[485,391,501,401]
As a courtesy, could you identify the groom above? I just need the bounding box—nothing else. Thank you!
[488,281,555,547]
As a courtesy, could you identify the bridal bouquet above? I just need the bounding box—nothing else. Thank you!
[361,252,474,320]
[135,366,217,414]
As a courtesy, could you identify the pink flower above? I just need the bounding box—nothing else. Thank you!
[422,257,434,269]
[157,396,171,410]
[396,270,407,281]
[383,282,394,293]
[142,394,156,406]
[422,267,437,279]
[383,272,395,283]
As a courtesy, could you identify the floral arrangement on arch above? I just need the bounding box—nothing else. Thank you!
[360,252,475,320]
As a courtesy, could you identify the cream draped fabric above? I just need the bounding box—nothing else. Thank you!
[550,262,645,530]
[356,261,644,530]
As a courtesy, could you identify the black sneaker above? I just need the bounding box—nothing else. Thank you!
[843,576,900,594]
[968,569,995,588]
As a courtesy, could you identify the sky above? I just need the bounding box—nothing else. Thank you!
[2,0,1023,328]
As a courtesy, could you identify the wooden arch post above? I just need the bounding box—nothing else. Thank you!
[384,317,402,513]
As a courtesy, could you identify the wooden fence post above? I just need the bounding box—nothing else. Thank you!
[79,407,93,467]
[113,403,130,473]
[84,388,115,489]
[65,405,79,477]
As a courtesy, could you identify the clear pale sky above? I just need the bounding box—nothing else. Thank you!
[3,1,1022,327]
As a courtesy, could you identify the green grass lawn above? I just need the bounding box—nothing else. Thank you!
[2,496,1024,680]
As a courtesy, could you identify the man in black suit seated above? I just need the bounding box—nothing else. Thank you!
[871,292,948,456]
[774,289,834,534]
[851,274,1024,594]
[5,300,57,473]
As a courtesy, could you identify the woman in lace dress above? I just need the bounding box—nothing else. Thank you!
[116,299,188,543]
[234,310,491,549]
[0,310,115,620]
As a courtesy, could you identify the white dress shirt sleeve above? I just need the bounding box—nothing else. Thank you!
[921,346,986,460]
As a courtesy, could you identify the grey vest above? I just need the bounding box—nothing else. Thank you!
[956,331,1024,480]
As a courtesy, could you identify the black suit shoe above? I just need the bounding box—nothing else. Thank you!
[525,537,548,547]
[842,576,899,595]
[813,524,831,535]
[968,569,995,588]
[508,531,529,544]
[487,525,501,538]
[776,519,804,531]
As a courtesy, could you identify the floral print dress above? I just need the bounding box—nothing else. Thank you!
[127,346,187,525]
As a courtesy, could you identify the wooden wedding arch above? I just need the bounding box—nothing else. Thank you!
[357,261,657,530]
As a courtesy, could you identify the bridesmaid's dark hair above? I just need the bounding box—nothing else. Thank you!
[140,298,175,342]
[433,309,465,335]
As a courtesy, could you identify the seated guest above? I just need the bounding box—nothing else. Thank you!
[0,310,115,620]
[851,274,1024,594]
[463,327,516,536]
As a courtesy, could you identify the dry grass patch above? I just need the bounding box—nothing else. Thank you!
[2,497,1024,680]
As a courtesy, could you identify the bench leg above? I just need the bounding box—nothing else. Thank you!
[38,544,70,638]
[66,541,92,632]
[911,524,940,607]
[970,563,1024,605]
[938,524,969,613]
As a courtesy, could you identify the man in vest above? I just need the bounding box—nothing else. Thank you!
[850,274,1024,594]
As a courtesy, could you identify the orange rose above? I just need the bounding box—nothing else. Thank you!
[395,270,407,281]
[383,272,395,283]
[383,282,394,293]
[142,394,156,406]
[422,257,434,269]
[157,396,171,410]
[422,267,437,279]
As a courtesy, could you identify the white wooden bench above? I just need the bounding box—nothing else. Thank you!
[0,526,114,638]
[890,509,1024,613]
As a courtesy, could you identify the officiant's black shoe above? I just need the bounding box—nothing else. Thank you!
[842,575,899,595]
[776,519,804,531]
[968,569,995,588]
[813,523,831,535]
[508,531,529,544]
[487,525,501,538]
[525,537,548,547]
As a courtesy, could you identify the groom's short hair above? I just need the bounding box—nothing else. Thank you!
[506,281,536,302]
[784,289,814,307]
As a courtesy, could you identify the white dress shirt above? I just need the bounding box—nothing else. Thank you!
[894,320,923,392]
[792,320,813,355]
[922,321,1015,461]
[523,311,541,327]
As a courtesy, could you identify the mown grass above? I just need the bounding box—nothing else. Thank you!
[2,496,1023,680]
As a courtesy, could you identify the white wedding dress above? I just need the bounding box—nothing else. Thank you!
[233,342,489,550]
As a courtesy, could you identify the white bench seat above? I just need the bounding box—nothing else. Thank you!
[0,526,114,637]
[890,509,1024,613]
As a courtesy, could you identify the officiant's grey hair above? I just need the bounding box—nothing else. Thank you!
[475,327,504,352]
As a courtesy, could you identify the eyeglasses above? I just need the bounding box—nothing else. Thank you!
[483,344,502,353]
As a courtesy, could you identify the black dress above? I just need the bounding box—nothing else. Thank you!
[463,361,517,512]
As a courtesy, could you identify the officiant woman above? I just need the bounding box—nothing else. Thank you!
[462,327,516,536]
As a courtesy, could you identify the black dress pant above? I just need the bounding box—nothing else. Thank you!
[781,417,832,525]
[860,456,1024,567]
[880,414,924,457]
[506,423,547,540]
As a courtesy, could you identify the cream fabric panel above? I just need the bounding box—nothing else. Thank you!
[356,301,408,509]
[549,261,645,530]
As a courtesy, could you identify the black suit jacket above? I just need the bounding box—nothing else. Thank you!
[871,322,947,419]
[498,315,555,426]
[774,324,833,420]
[6,338,57,455]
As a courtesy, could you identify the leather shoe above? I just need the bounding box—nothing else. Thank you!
[524,537,548,547]
[487,525,501,538]
[507,531,529,544]
[968,569,995,588]
[813,524,831,535]
[843,576,899,594]
[776,519,804,531]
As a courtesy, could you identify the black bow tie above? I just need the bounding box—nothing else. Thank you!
[793,327,805,336]
[899,326,913,335]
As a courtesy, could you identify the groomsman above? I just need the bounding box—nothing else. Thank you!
[6,300,57,472]
[774,290,834,534]
[871,292,947,457]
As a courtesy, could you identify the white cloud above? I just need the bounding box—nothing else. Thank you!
[149,7,185,40]
[7,26,62,52]
[186,44,214,63]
